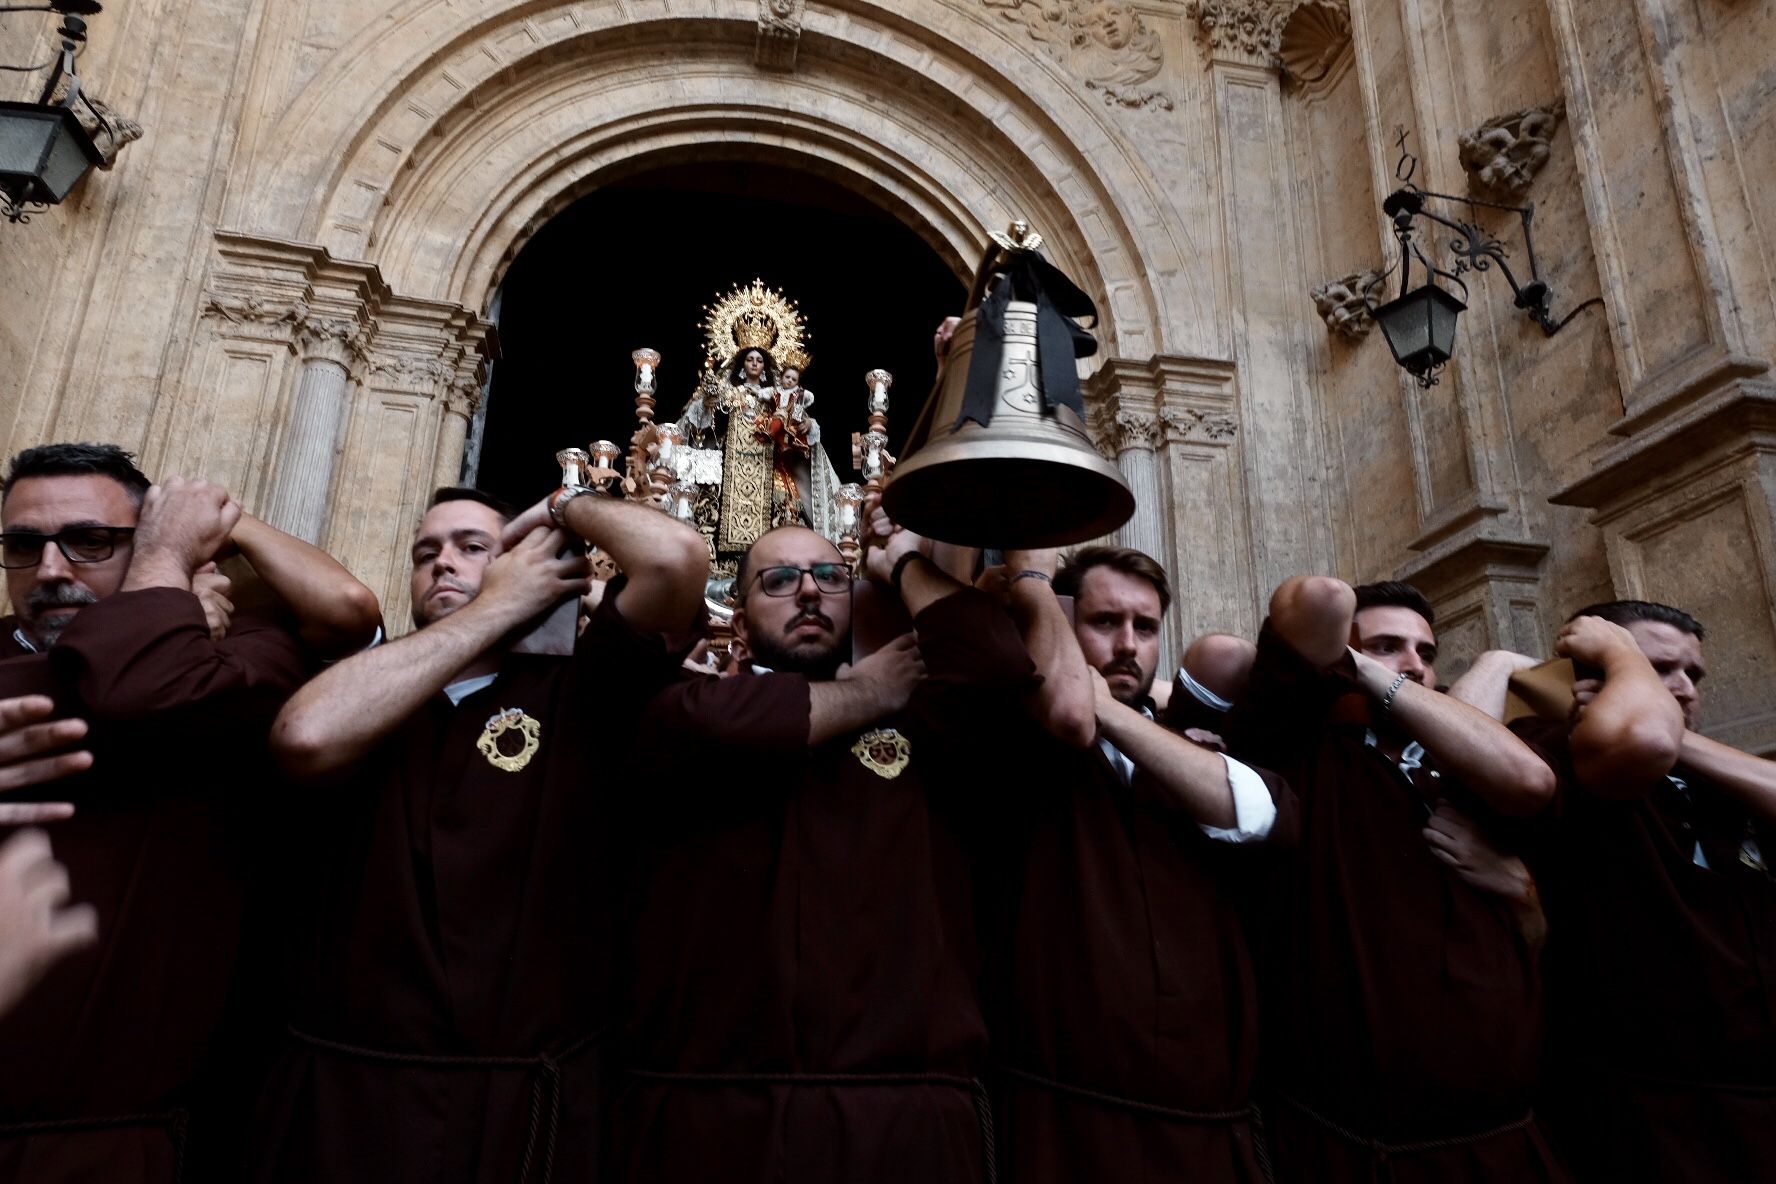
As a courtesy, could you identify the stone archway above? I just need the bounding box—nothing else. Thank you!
[175,2,1229,632]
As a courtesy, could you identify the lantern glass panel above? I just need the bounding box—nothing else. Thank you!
[0,106,58,191]
[0,104,99,205]
[1374,284,1466,372]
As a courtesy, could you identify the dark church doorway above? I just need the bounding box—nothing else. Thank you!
[471,161,968,509]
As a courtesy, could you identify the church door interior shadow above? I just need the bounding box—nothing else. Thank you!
[473,161,967,511]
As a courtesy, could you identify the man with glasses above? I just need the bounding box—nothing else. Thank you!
[610,517,1036,1183]
[0,441,378,1183]
[251,481,706,1184]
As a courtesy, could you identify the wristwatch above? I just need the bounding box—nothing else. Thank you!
[548,484,595,527]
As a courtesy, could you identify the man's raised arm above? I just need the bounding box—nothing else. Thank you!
[272,527,589,780]
[1269,575,1357,668]
[229,512,382,657]
[502,486,708,635]
[1559,615,1683,798]
[1350,648,1556,816]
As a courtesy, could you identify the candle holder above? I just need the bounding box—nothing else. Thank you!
[834,482,865,572]
[589,439,623,492]
[865,368,892,428]
[632,347,661,425]
[667,480,698,524]
[555,447,590,489]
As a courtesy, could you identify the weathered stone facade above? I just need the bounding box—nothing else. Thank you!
[1,0,1771,746]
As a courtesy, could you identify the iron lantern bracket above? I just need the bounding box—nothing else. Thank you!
[1382,183,1601,337]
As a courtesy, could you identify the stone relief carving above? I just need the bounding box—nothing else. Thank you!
[200,291,301,328]
[980,0,1174,111]
[77,95,144,170]
[1277,0,1350,86]
[1185,0,1288,65]
[1310,268,1386,341]
[1457,101,1565,202]
[1112,408,1165,450]
[367,353,459,388]
[756,0,804,72]
[1162,407,1239,441]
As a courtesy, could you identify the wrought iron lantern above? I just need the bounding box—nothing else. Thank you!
[1375,135,1600,387]
[0,4,108,224]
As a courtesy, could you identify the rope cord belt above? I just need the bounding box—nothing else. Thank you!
[289,1025,596,1184]
[1276,1091,1533,1183]
[999,1066,1274,1183]
[0,1109,188,1181]
[626,1066,998,1184]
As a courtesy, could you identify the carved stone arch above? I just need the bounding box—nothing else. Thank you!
[233,0,1186,358]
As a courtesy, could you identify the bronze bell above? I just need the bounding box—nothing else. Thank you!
[884,236,1134,549]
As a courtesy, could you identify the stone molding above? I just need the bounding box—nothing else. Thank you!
[1457,101,1565,202]
[755,0,803,72]
[1310,268,1384,340]
[980,0,1173,110]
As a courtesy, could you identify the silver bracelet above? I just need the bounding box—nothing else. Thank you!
[1381,670,1410,713]
[1009,569,1052,586]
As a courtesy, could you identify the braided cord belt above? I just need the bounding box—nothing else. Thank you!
[1275,1091,1534,1184]
[627,1067,999,1184]
[999,1065,1275,1183]
[0,1109,188,1181]
[290,1025,596,1184]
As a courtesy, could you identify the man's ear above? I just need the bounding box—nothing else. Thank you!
[731,608,751,649]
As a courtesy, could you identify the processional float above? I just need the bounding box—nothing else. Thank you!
[545,219,1134,645]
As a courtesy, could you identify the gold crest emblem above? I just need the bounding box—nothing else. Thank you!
[477,707,541,773]
[851,728,911,780]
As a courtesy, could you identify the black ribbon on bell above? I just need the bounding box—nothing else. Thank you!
[955,248,1099,430]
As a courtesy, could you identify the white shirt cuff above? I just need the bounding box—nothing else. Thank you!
[1199,754,1277,843]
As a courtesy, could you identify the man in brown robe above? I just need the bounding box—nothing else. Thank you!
[608,518,1035,1184]
[992,546,1293,1183]
[1225,578,1567,1182]
[1492,602,1776,1182]
[0,442,376,1182]
[250,482,706,1183]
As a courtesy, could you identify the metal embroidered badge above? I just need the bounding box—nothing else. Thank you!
[477,707,541,773]
[851,727,911,780]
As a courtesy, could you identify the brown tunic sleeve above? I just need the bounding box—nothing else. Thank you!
[1226,617,1356,767]
[643,670,813,757]
[47,586,309,724]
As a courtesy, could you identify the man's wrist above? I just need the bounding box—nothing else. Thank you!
[121,550,197,592]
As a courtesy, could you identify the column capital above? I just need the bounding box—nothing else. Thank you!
[1186,0,1289,68]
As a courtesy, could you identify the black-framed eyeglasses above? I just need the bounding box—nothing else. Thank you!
[0,526,136,569]
[749,563,852,597]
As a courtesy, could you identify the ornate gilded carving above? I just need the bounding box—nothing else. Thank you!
[755,0,804,72]
[1457,101,1565,202]
[981,1,1173,111]
[1278,0,1350,86]
[1185,0,1288,66]
[1310,268,1385,341]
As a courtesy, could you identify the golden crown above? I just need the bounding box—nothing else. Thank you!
[778,345,811,372]
[702,279,808,369]
[733,310,778,351]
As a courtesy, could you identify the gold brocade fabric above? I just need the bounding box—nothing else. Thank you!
[717,405,775,554]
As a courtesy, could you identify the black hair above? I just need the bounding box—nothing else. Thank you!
[1568,599,1704,640]
[2,442,152,506]
[1054,546,1172,615]
[727,349,776,388]
[429,486,517,523]
[1352,580,1435,627]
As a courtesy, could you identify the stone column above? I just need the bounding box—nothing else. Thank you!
[1089,355,1247,671]
[434,379,481,491]
[264,316,364,542]
[1186,0,1334,599]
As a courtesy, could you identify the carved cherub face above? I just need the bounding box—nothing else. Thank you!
[1085,2,1132,49]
